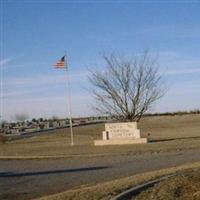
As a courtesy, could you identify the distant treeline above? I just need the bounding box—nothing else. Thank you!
[144,109,200,117]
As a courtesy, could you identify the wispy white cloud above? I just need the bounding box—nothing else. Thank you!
[2,70,89,87]
[156,51,200,75]
[0,91,30,98]
[158,51,181,59]
[1,70,89,98]
[168,79,200,95]
[165,68,200,75]
[0,55,24,68]
[125,24,200,39]
[4,62,48,69]
[0,57,13,66]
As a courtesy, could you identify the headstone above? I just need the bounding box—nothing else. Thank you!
[94,122,147,146]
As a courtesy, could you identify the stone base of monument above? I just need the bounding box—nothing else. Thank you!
[94,138,147,146]
[94,122,148,146]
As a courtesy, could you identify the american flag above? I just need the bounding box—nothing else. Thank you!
[54,56,66,68]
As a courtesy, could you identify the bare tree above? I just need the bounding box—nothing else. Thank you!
[89,51,166,122]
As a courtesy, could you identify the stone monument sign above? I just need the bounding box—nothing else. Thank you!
[94,122,147,146]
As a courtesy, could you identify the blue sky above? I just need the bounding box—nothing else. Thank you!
[1,1,200,121]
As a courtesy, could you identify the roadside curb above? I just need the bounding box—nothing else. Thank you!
[0,152,129,160]
[0,154,102,160]
[0,151,158,160]
[0,151,163,160]
[0,148,199,160]
[111,174,176,200]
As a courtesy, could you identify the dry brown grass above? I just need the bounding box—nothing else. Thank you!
[135,169,200,200]
[0,114,200,157]
[34,162,200,200]
[140,114,200,140]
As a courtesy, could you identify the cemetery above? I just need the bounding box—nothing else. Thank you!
[0,116,108,137]
[1,2,200,200]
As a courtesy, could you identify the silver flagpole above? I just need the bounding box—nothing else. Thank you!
[65,54,74,146]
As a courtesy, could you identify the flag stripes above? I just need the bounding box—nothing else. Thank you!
[54,56,66,68]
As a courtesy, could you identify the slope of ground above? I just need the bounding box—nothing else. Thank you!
[134,169,200,200]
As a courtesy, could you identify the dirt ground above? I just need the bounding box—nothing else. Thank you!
[0,114,200,157]
[134,169,200,200]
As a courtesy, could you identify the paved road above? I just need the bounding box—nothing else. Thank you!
[1,148,200,200]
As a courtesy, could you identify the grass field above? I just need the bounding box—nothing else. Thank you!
[0,114,200,157]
